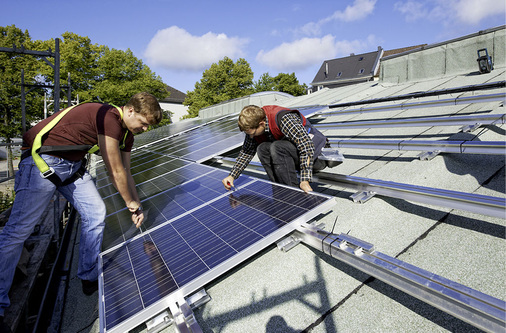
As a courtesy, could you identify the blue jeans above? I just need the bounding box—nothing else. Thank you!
[0,155,106,315]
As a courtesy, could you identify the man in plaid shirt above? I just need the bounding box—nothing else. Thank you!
[222,105,328,193]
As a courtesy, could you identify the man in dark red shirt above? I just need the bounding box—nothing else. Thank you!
[0,92,162,326]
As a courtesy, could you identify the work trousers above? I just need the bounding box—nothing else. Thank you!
[0,155,106,315]
[257,140,326,187]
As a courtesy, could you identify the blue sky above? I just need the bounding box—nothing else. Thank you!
[2,0,505,93]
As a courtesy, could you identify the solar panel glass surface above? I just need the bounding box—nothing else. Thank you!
[99,170,334,333]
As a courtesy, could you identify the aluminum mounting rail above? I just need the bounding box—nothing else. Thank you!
[212,157,505,218]
[294,223,506,333]
[313,113,506,130]
[315,92,506,118]
[324,80,506,110]
[313,172,506,218]
[327,139,506,155]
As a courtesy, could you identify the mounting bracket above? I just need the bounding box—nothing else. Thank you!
[350,190,376,203]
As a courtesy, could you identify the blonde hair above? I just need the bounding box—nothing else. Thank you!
[238,105,265,131]
[125,92,163,125]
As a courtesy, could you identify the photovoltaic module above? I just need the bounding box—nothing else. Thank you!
[94,116,335,332]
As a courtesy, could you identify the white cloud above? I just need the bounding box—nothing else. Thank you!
[144,26,248,71]
[299,0,377,36]
[256,35,378,71]
[454,0,506,24]
[394,0,506,25]
[394,1,429,22]
[329,0,377,22]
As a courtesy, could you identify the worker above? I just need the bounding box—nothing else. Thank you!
[222,105,329,194]
[0,92,162,329]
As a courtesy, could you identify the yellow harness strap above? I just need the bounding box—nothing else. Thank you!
[32,103,127,179]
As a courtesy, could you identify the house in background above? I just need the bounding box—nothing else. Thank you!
[310,44,426,92]
[159,85,189,122]
[310,47,384,92]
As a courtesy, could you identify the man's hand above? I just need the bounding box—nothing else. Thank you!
[128,203,144,228]
[300,181,313,193]
[131,210,144,228]
[222,176,235,191]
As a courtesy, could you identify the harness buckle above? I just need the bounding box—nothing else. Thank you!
[40,167,55,179]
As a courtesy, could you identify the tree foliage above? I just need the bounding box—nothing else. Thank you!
[183,57,254,118]
[0,25,170,146]
[36,32,169,107]
[0,25,43,141]
[273,72,308,96]
[253,72,308,96]
[253,72,276,92]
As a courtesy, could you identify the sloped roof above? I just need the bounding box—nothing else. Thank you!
[160,85,187,104]
[311,48,383,87]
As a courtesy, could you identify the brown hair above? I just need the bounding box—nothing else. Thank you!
[238,105,265,131]
[125,92,163,125]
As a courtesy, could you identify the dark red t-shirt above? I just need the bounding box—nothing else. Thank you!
[23,103,134,161]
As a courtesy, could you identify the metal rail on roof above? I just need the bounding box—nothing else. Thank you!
[313,113,506,130]
[327,139,506,155]
[294,223,506,333]
[314,92,506,117]
[211,157,505,218]
[324,81,505,110]
[313,172,506,218]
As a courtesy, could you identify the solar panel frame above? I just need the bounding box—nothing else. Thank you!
[98,175,335,333]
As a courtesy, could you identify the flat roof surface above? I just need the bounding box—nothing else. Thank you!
[57,29,505,333]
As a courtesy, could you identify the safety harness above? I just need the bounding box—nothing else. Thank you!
[24,103,128,187]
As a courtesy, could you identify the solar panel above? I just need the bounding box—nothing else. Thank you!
[93,112,335,332]
[131,114,229,148]
[98,168,334,332]
[139,118,244,163]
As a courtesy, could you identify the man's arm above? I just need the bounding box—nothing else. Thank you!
[121,150,144,227]
[223,136,257,190]
[98,134,143,226]
[279,113,315,193]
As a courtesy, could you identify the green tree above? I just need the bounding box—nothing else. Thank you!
[273,72,307,96]
[183,57,254,118]
[92,47,169,105]
[0,25,44,175]
[35,32,102,100]
[253,72,308,96]
[253,72,276,92]
[36,34,169,107]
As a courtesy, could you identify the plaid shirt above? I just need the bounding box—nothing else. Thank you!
[230,113,315,182]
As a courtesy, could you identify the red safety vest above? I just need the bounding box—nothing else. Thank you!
[254,105,306,143]
[254,105,327,160]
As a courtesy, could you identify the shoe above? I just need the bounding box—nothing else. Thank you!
[81,279,98,296]
[0,316,12,333]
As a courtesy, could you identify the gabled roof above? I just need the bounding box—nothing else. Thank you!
[311,47,383,87]
[160,85,187,104]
